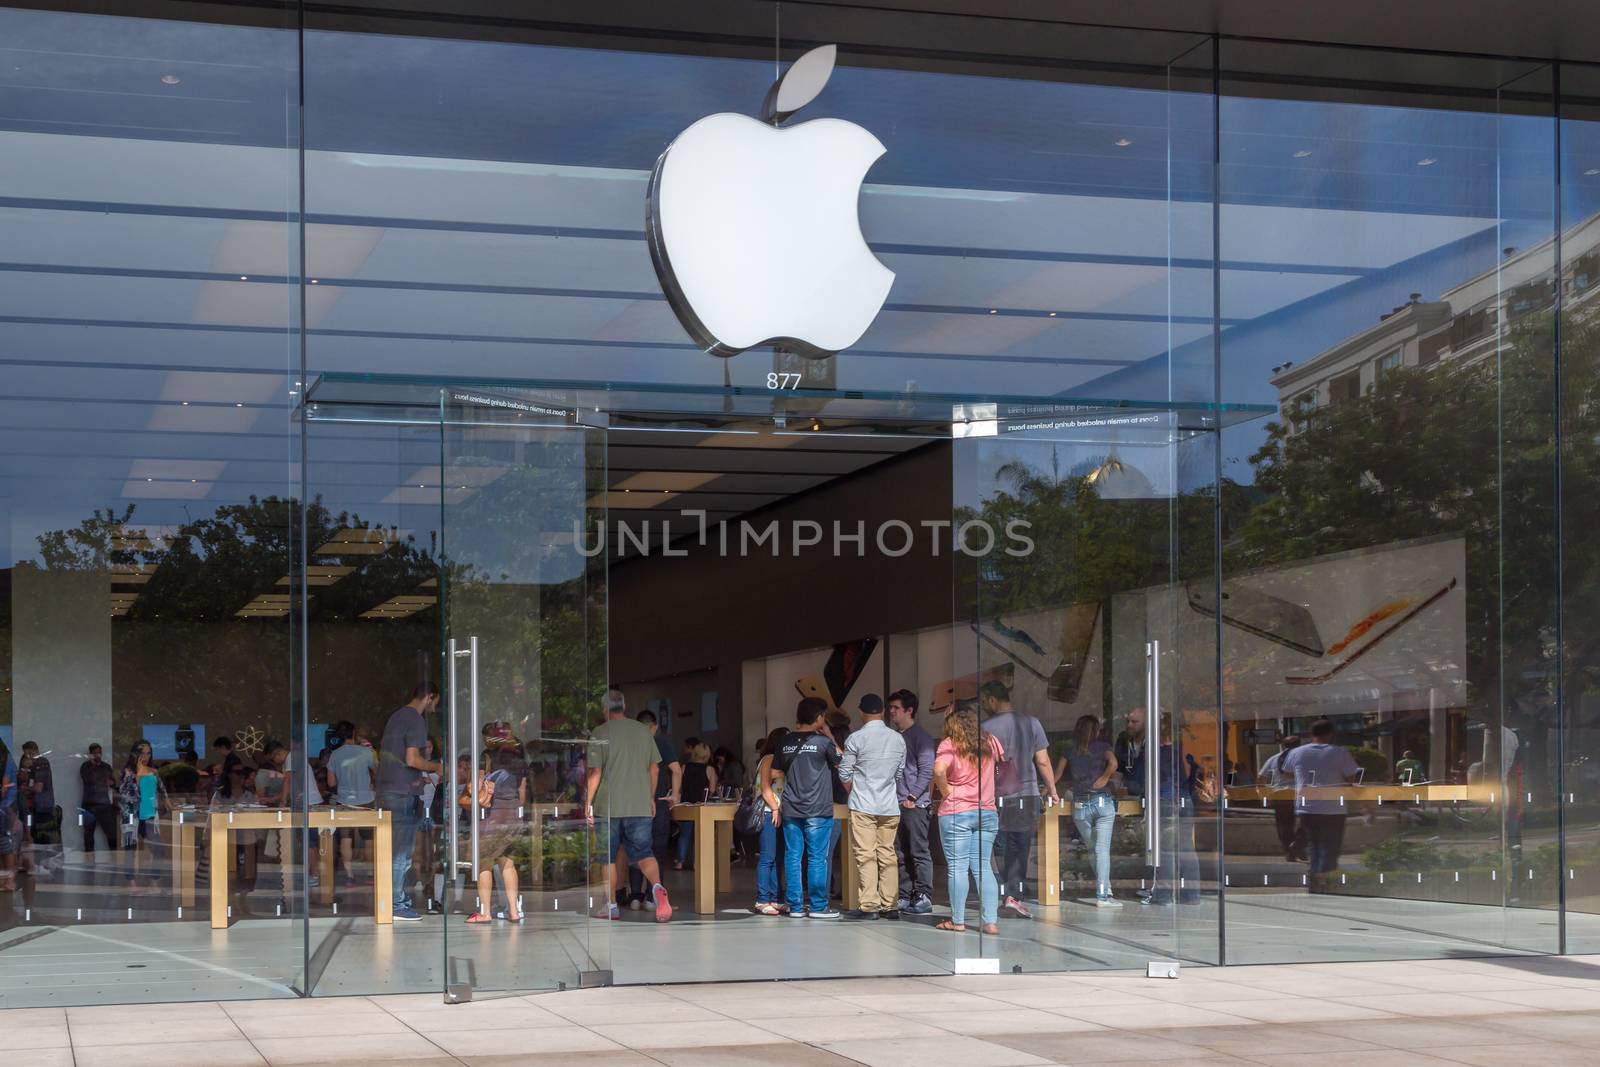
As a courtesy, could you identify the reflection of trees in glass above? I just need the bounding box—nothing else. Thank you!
[440,434,606,741]
[22,497,439,750]
[959,305,1565,789]
[957,451,1168,621]
[1237,310,1561,762]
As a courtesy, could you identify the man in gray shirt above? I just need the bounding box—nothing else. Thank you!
[838,693,906,920]
[377,682,441,920]
[1282,718,1360,881]
[981,681,1058,917]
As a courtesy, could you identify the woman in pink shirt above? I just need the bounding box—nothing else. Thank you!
[933,708,1003,933]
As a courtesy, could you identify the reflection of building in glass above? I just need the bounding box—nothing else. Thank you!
[1270,211,1600,416]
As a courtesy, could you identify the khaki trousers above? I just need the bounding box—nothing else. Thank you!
[849,810,901,912]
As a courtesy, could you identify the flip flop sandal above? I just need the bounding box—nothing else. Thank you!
[981,923,1000,935]
[935,920,967,932]
[465,912,494,924]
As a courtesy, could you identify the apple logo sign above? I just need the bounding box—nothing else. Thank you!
[646,45,894,359]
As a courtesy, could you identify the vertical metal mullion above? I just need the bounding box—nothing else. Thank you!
[1552,59,1568,957]
[293,0,311,999]
[1209,31,1227,970]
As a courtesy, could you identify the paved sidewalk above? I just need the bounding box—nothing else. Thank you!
[6,954,1600,1066]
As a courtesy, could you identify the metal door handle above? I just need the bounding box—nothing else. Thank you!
[469,635,480,879]
[1145,640,1160,867]
[448,638,461,876]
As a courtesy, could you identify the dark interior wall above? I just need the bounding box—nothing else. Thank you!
[608,439,954,729]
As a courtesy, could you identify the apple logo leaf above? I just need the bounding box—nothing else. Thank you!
[761,44,837,125]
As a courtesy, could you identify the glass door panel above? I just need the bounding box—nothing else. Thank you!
[955,408,1217,971]
[439,390,609,995]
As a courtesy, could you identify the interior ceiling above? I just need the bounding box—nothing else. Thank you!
[601,413,940,557]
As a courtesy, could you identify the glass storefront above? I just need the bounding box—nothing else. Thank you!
[1,0,1598,1005]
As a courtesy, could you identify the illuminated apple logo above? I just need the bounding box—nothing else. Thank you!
[646,45,894,359]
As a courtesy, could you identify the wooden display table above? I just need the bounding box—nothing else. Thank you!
[167,807,394,928]
[1225,784,1501,805]
[670,802,858,914]
[1033,797,1145,907]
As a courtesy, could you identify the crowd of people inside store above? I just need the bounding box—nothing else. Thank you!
[0,677,1402,926]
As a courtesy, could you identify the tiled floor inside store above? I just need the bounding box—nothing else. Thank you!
[5,954,1600,1066]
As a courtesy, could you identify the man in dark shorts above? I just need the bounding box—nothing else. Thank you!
[587,688,672,922]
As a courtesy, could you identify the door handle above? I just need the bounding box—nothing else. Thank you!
[448,638,461,877]
[1145,640,1160,868]
[468,635,480,880]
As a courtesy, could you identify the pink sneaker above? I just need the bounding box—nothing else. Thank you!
[1002,896,1032,919]
[652,884,672,923]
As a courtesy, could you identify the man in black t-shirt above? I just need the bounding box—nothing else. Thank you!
[769,697,842,918]
[79,743,119,853]
[626,707,682,910]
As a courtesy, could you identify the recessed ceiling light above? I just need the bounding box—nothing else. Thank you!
[988,309,997,314]
[1586,168,1600,176]
[161,74,180,86]
[239,275,249,281]
[1293,149,1313,158]
[1114,138,1133,147]
[181,401,190,406]
[235,402,243,407]
[310,279,319,284]
[1048,311,1057,317]
[1417,157,1437,166]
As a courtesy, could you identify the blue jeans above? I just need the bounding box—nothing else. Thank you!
[377,791,420,908]
[782,816,834,914]
[676,819,695,866]
[940,809,999,927]
[756,812,785,903]
[1072,792,1117,898]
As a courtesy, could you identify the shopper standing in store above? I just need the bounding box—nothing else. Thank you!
[839,693,907,921]
[0,740,19,892]
[1259,734,1307,862]
[376,682,441,921]
[586,687,672,922]
[933,707,1004,934]
[889,689,935,915]
[79,743,120,855]
[771,696,842,918]
[326,722,377,888]
[628,708,681,911]
[980,681,1057,917]
[673,741,719,870]
[119,739,168,889]
[1281,718,1361,883]
[1064,714,1122,907]
[18,741,58,872]
[752,726,791,915]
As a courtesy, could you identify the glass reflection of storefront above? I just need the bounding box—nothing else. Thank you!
[1,0,1599,1007]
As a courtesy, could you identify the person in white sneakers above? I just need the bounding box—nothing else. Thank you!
[586,688,671,922]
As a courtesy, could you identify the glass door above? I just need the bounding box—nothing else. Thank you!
[953,406,1219,971]
[438,388,610,995]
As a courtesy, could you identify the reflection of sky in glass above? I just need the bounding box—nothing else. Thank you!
[0,5,1589,557]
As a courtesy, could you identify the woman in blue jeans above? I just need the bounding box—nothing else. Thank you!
[753,727,789,914]
[1062,714,1123,907]
[933,709,1003,934]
